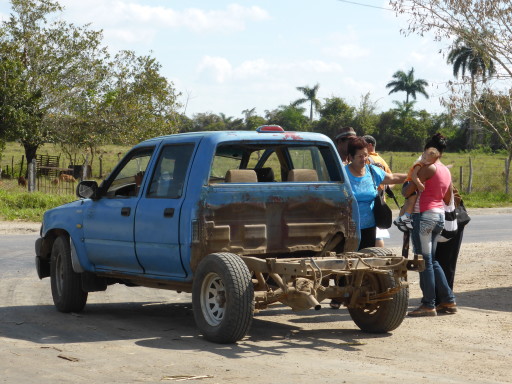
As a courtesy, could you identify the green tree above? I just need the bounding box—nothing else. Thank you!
[102,51,180,144]
[352,93,379,135]
[314,97,355,139]
[293,83,321,121]
[447,37,495,82]
[190,112,223,131]
[219,113,244,130]
[392,100,418,120]
[386,68,429,104]
[0,0,109,165]
[1,0,181,167]
[265,105,310,131]
[472,90,512,192]
[375,107,426,152]
[242,108,265,130]
[447,36,496,147]
[0,40,42,161]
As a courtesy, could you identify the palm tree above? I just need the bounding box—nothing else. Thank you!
[447,37,495,82]
[386,68,429,103]
[392,100,418,119]
[242,107,256,120]
[447,36,496,147]
[293,83,321,121]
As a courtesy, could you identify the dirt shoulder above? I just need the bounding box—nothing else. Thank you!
[0,220,41,235]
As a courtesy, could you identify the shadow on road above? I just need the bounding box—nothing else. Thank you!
[0,301,393,357]
[2,285,508,357]
[455,286,512,312]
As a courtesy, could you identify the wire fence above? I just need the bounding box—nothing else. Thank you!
[1,152,511,195]
[1,154,101,195]
[384,153,511,195]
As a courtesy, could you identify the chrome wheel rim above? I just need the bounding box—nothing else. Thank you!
[200,272,226,326]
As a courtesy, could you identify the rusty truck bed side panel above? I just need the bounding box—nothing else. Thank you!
[190,183,358,270]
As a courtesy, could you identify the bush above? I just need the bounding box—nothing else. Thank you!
[0,190,75,221]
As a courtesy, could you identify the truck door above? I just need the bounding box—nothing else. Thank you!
[82,147,154,273]
[134,143,195,277]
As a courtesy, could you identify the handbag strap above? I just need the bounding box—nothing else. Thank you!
[384,185,401,210]
[368,165,378,192]
[369,164,401,209]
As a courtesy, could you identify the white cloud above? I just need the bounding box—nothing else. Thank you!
[60,0,270,36]
[321,29,370,59]
[105,28,156,44]
[324,43,370,59]
[197,57,344,83]
[197,56,233,83]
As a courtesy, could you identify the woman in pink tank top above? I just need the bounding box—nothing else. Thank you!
[405,133,457,317]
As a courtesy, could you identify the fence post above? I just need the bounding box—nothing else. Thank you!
[506,158,510,195]
[28,159,37,192]
[389,155,393,171]
[459,166,464,192]
[82,153,89,180]
[466,157,473,194]
[19,155,25,178]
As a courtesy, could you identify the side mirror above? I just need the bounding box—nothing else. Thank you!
[77,180,99,199]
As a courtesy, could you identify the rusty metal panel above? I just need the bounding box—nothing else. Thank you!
[189,183,357,269]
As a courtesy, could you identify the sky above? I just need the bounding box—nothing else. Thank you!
[0,0,455,120]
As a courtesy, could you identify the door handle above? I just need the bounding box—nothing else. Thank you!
[121,207,131,216]
[163,208,175,218]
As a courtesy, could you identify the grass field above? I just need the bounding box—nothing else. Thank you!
[1,141,511,222]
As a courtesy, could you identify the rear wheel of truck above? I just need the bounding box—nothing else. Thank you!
[348,247,408,333]
[50,235,88,313]
[192,253,254,343]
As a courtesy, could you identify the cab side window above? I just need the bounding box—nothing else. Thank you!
[288,146,330,181]
[106,148,154,197]
[147,144,195,198]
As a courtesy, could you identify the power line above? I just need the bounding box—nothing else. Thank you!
[336,0,393,12]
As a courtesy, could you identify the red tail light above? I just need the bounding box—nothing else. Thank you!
[256,125,285,133]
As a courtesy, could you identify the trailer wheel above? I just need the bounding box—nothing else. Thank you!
[348,248,408,333]
[192,253,254,343]
[50,235,88,313]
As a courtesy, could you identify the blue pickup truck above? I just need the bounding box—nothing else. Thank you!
[35,126,410,343]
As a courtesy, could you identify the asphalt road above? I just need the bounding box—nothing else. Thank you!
[386,213,512,248]
[1,213,510,273]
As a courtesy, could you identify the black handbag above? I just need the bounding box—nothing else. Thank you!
[369,165,392,229]
[456,200,471,227]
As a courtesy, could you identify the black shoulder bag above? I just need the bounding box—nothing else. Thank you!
[369,165,392,229]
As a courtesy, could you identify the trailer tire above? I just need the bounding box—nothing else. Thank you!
[348,248,408,333]
[193,253,254,343]
[50,235,88,313]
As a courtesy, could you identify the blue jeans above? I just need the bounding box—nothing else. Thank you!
[411,211,455,308]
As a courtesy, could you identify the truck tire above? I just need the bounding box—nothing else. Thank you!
[192,253,254,343]
[50,235,88,313]
[348,248,408,333]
